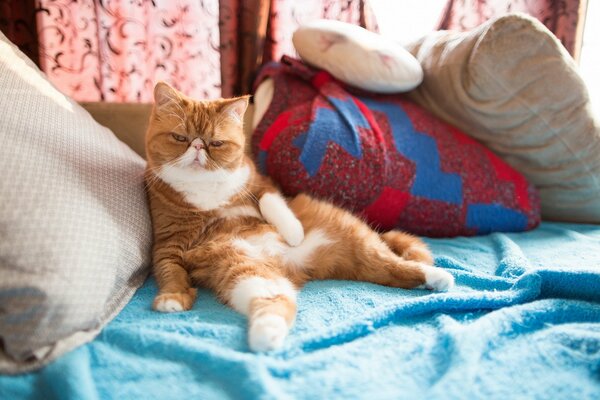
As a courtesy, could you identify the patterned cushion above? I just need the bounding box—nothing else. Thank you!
[252,58,540,237]
[0,32,152,373]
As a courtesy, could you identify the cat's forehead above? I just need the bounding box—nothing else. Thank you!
[177,100,228,135]
[186,103,215,132]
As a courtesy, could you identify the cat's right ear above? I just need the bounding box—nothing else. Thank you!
[153,81,180,110]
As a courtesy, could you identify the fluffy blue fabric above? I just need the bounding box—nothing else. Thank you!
[1,222,599,399]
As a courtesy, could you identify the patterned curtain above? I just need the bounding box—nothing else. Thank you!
[219,0,271,98]
[438,0,589,60]
[220,0,378,97]
[0,0,377,101]
[0,0,39,65]
[263,0,379,66]
[37,0,221,102]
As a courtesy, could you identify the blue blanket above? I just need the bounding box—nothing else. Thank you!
[1,222,599,399]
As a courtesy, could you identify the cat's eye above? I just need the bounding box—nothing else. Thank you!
[171,133,188,142]
[210,140,224,147]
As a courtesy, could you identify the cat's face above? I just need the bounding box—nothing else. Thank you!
[145,82,249,172]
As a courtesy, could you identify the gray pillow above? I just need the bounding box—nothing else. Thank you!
[0,32,152,373]
[406,13,600,223]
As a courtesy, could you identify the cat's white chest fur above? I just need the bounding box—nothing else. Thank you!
[158,165,250,211]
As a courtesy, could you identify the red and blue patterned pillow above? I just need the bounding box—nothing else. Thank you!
[252,58,540,237]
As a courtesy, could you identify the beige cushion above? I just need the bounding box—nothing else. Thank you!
[81,102,152,159]
[406,13,600,223]
[0,32,152,373]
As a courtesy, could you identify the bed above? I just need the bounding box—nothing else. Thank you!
[1,221,599,399]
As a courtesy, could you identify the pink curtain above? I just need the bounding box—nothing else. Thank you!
[3,0,378,101]
[264,0,379,65]
[219,0,378,97]
[36,0,221,102]
[438,0,588,59]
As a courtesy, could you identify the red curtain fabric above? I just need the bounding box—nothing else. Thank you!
[219,0,271,98]
[1,0,377,101]
[0,0,39,65]
[263,0,379,65]
[438,0,588,59]
[34,0,221,102]
[0,1,588,100]
[219,0,378,97]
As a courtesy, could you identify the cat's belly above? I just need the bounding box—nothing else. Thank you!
[231,229,333,268]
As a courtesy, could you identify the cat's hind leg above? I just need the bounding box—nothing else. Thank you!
[195,239,298,351]
[339,239,454,291]
[230,275,297,352]
[354,243,453,291]
[289,194,453,291]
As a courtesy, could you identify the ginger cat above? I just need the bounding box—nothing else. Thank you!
[145,82,454,352]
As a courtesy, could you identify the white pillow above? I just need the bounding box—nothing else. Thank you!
[252,78,275,130]
[292,19,423,93]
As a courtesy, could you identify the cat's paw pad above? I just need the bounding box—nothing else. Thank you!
[420,267,455,291]
[153,290,196,312]
[280,218,304,247]
[248,314,289,352]
[154,298,184,312]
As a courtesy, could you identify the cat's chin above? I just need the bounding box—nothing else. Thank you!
[188,160,206,171]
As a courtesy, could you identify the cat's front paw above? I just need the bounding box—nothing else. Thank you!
[248,314,289,352]
[420,267,455,291]
[153,289,197,312]
[280,218,304,247]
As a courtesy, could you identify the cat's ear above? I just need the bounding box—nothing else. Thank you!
[221,96,250,124]
[153,81,181,109]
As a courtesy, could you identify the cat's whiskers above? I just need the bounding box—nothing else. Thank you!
[167,114,186,132]
[144,157,184,190]
[147,144,258,211]
[167,92,189,127]
[158,89,190,131]
[163,108,187,131]
[205,157,259,206]
[238,185,259,204]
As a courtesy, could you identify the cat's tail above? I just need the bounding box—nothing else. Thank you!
[380,230,434,265]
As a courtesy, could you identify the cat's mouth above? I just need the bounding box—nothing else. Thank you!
[186,151,207,170]
[189,159,205,170]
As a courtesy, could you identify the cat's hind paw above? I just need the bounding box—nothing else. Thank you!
[248,314,289,352]
[419,267,455,291]
[153,289,197,312]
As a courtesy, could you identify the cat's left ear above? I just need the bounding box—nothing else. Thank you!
[153,81,181,110]
[221,96,250,124]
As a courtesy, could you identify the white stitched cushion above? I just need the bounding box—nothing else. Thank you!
[0,32,152,373]
[292,19,423,93]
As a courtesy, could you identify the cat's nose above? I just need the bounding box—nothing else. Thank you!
[191,139,205,150]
